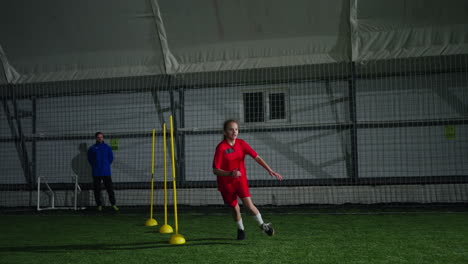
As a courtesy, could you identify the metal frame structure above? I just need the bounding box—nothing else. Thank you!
[36,175,85,211]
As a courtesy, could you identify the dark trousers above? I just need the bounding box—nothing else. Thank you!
[93,176,116,206]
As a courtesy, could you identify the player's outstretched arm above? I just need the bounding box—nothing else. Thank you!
[254,156,283,180]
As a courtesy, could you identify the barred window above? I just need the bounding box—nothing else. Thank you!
[269,93,286,120]
[243,91,287,123]
[243,92,264,123]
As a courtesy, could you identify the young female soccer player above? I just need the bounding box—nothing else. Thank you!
[212,119,283,240]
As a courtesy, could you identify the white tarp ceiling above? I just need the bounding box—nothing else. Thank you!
[351,0,468,61]
[0,0,467,84]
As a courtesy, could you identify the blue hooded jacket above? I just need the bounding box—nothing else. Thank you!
[87,142,114,176]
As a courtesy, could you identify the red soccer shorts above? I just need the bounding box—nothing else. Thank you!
[218,179,250,208]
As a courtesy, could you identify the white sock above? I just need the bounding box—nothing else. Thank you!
[253,212,264,225]
[236,219,244,230]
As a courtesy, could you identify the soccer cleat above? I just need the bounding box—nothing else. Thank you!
[112,205,119,211]
[260,223,275,236]
[97,206,103,211]
[237,229,245,240]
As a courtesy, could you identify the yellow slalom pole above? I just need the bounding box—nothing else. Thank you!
[159,123,173,233]
[168,116,186,245]
[145,129,158,226]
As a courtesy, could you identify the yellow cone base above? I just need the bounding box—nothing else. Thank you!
[169,234,186,245]
[159,224,174,234]
[145,218,158,226]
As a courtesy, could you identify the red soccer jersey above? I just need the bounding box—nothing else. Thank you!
[212,138,258,191]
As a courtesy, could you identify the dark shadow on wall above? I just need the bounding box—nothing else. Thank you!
[71,143,93,207]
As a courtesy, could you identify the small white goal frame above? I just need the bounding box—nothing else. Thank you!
[36,175,86,211]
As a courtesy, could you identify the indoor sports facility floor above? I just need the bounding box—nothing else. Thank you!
[1,206,467,264]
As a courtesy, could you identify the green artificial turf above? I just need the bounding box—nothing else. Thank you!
[0,209,467,264]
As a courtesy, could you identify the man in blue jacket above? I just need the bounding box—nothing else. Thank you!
[87,132,118,211]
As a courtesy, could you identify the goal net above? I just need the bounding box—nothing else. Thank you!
[1,55,468,209]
